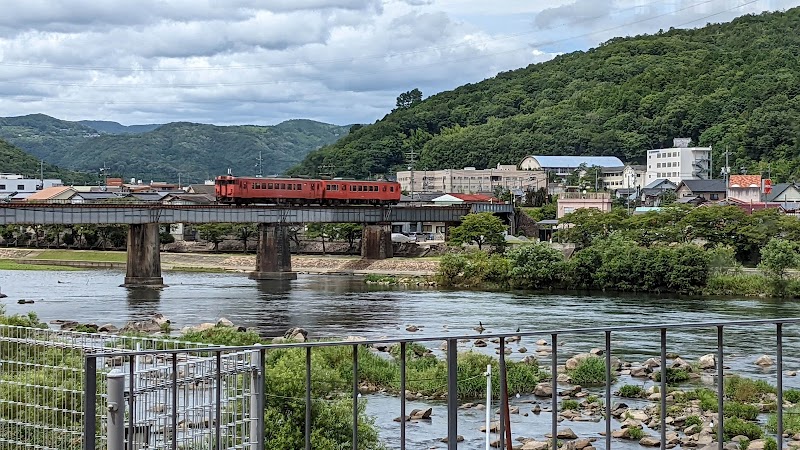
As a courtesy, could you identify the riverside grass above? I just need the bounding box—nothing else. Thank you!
[0,260,82,271]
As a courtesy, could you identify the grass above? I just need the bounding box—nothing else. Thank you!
[768,405,800,434]
[0,260,82,271]
[561,399,579,411]
[568,357,612,385]
[36,250,127,263]
[724,417,763,441]
[166,266,229,273]
[725,375,775,403]
[618,384,644,398]
[627,426,645,440]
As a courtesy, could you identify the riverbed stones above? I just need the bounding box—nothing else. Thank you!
[639,436,660,446]
[480,421,500,433]
[284,327,308,342]
[98,323,118,333]
[556,427,577,439]
[534,382,552,397]
[405,325,419,332]
[521,440,549,450]
[671,357,692,371]
[439,435,464,443]
[698,354,716,370]
[755,355,774,366]
[565,353,593,370]
[122,317,164,333]
[474,339,487,347]
[518,346,528,353]
[216,317,234,327]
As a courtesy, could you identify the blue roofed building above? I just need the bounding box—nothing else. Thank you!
[519,155,625,179]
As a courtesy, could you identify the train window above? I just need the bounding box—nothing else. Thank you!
[268,183,273,189]
[390,187,394,192]
[296,184,301,190]
[280,183,286,189]
[326,184,331,191]
[383,186,387,192]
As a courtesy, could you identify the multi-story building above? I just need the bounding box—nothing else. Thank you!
[519,155,624,180]
[395,164,546,194]
[0,173,63,200]
[645,138,711,185]
[600,165,646,190]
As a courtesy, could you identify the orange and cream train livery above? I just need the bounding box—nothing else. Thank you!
[214,176,401,206]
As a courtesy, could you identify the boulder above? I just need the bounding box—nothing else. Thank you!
[439,435,464,443]
[521,355,537,364]
[151,313,170,326]
[216,317,234,327]
[405,325,419,332]
[557,427,577,439]
[284,327,308,342]
[630,366,651,377]
[534,383,552,397]
[518,346,528,353]
[98,323,118,333]
[755,355,774,367]
[640,436,660,447]
[671,357,692,371]
[480,421,500,433]
[565,353,593,370]
[474,339,488,347]
[698,354,716,370]
[121,318,162,333]
[409,407,432,420]
[17,299,35,304]
[522,441,549,450]
[643,358,661,369]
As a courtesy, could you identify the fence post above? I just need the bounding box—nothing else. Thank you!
[84,356,97,450]
[251,345,264,450]
[107,369,126,450]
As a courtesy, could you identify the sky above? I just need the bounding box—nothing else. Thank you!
[0,0,798,126]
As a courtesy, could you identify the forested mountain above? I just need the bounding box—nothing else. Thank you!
[289,8,800,182]
[78,120,161,134]
[0,115,351,183]
[0,139,95,185]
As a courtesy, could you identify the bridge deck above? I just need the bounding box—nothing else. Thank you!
[0,203,474,225]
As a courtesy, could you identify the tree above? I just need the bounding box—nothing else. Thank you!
[506,243,564,289]
[306,223,336,255]
[758,238,800,281]
[197,223,231,252]
[330,223,362,255]
[395,88,423,111]
[234,224,256,253]
[449,212,507,251]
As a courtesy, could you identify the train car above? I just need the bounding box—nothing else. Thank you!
[215,176,401,205]
[320,179,400,205]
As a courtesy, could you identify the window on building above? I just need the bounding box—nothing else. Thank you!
[436,226,445,234]
[710,194,719,200]
[0,184,5,190]
[423,225,432,232]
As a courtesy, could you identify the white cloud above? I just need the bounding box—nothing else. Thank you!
[0,0,797,126]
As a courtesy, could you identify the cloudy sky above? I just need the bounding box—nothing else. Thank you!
[0,0,797,126]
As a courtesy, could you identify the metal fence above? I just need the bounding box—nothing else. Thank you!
[3,318,799,450]
[0,324,254,450]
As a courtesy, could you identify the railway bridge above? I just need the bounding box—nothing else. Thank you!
[0,203,475,286]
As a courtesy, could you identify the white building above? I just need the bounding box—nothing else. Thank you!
[645,138,711,185]
[0,173,63,200]
[600,165,646,190]
[519,155,624,179]
[395,164,546,194]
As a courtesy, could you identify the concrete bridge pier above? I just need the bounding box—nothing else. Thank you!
[250,223,297,281]
[123,223,165,287]
[361,224,393,259]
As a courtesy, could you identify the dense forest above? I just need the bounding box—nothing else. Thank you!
[0,139,95,185]
[0,114,350,183]
[289,8,800,182]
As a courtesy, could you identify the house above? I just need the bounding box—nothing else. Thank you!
[645,138,712,185]
[25,186,78,202]
[640,179,677,206]
[727,175,762,203]
[556,192,611,218]
[0,173,63,200]
[766,183,800,204]
[186,183,216,195]
[519,155,624,179]
[601,165,646,190]
[675,179,727,202]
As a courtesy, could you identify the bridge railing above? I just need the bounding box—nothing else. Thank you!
[78,318,800,450]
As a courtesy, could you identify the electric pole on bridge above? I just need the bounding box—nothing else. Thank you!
[405,149,417,201]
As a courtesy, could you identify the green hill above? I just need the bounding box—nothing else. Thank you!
[0,139,95,185]
[289,8,800,182]
[0,115,351,183]
[78,120,162,134]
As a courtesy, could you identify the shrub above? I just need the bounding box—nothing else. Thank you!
[708,245,741,275]
[437,253,467,286]
[785,389,800,404]
[627,426,645,440]
[764,437,777,450]
[561,399,579,411]
[505,243,564,289]
[767,405,800,434]
[684,415,703,428]
[725,375,775,403]
[724,402,759,420]
[618,385,644,398]
[654,368,690,384]
[704,273,770,296]
[685,388,718,412]
[568,357,612,385]
[723,418,763,441]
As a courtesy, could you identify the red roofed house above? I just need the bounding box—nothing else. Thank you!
[727,175,762,203]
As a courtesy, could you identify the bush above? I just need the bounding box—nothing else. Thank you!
[561,399,579,411]
[654,368,690,384]
[705,273,770,296]
[436,251,511,288]
[505,243,564,289]
[725,375,775,403]
[785,389,800,404]
[627,426,645,440]
[724,402,759,420]
[618,385,644,398]
[764,437,777,450]
[568,357,612,385]
[684,415,703,428]
[708,245,741,275]
[724,417,763,441]
[767,405,800,434]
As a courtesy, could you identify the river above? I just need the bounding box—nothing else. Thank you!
[1,269,798,448]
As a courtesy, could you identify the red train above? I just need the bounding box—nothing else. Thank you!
[215,176,402,206]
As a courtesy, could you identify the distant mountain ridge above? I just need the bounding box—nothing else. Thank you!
[78,120,162,134]
[0,138,95,185]
[0,114,351,183]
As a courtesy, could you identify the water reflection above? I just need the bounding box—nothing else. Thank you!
[125,287,162,318]
[254,279,293,298]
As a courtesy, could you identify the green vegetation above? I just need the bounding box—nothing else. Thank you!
[653,368,690,384]
[768,405,800,434]
[36,250,127,262]
[568,357,611,386]
[448,212,507,252]
[0,139,93,184]
[291,8,800,182]
[627,426,645,440]
[618,385,644,398]
[0,260,82,271]
[0,115,350,183]
[725,375,776,403]
[724,418,763,441]
[684,415,703,428]
[560,399,579,411]
[785,389,800,404]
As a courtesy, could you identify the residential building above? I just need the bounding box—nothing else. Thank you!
[727,175,762,203]
[25,186,77,202]
[645,138,711,185]
[600,165,646,190]
[675,179,727,202]
[0,173,63,200]
[395,164,546,194]
[640,179,678,206]
[766,183,800,204]
[519,155,624,179]
[556,192,612,218]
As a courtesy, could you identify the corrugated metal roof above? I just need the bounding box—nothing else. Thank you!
[526,155,624,168]
[679,179,726,192]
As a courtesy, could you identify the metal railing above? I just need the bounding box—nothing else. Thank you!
[77,318,800,450]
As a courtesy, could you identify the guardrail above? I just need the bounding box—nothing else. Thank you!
[79,318,800,450]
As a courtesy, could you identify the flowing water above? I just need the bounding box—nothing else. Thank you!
[1,269,798,448]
